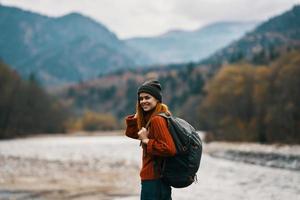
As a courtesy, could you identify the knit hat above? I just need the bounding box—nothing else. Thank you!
[137,80,162,102]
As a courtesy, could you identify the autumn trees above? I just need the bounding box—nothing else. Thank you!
[199,52,300,143]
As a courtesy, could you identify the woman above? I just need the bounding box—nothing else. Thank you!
[125,80,176,200]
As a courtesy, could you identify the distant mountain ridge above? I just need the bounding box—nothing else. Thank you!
[0,5,142,85]
[201,5,300,66]
[125,21,258,65]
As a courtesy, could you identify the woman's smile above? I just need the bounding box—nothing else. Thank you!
[139,92,158,111]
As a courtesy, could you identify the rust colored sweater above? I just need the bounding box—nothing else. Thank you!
[125,114,176,180]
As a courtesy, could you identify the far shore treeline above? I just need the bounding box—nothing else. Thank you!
[1,50,299,143]
[0,61,69,138]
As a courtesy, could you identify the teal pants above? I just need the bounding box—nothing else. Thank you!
[141,179,172,200]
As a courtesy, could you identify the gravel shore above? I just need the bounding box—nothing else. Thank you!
[0,135,141,200]
[0,155,139,200]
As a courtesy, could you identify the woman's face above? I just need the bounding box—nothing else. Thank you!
[139,92,158,112]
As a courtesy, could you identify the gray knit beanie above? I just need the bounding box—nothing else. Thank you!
[137,80,162,102]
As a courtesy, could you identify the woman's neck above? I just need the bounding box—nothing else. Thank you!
[144,109,155,122]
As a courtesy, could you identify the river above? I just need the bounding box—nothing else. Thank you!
[0,134,299,200]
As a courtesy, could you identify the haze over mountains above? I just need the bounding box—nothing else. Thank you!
[202,5,300,67]
[0,5,257,86]
[125,21,258,65]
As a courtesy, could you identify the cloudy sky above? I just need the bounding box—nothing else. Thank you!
[1,0,299,38]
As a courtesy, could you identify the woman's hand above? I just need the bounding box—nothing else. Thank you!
[138,127,149,144]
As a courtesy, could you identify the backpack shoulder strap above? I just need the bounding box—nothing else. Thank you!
[145,119,151,129]
[145,112,171,129]
[157,112,171,119]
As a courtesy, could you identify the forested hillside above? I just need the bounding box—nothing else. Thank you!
[56,64,207,128]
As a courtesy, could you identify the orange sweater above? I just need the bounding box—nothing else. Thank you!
[125,114,176,180]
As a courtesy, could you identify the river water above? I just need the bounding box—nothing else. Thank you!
[0,135,299,200]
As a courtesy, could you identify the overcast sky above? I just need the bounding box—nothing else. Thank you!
[1,0,299,39]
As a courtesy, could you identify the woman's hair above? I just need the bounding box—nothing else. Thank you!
[136,102,171,130]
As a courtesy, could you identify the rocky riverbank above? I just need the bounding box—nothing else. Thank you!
[205,142,300,171]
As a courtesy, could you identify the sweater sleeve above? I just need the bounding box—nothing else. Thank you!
[125,115,139,139]
[146,116,176,157]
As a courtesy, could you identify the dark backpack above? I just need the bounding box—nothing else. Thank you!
[156,113,202,188]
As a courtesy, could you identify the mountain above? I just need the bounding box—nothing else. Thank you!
[201,5,300,67]
[0,5,143,86]
[125,21,258,65]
